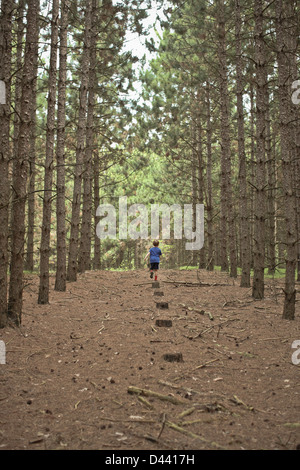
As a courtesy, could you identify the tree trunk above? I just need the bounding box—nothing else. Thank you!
[205,82,214,271]
[288,2,300,282]
[249,77,255,270]
[0,0,13,328]
[12,0,25,163]
[252,0,266,300]
[265,93,276,275]
[217,0,237,277]
[288,0,300,283]
[78,0,97,274]
[25,10,39,272]
[218,28,228,271]
[67,0,92,282]
[8,0,39,325]
[11,1,25,272]
[191,118,197,266]
[93,147,101,269]
[296,158,300,282]
[38,0,59,304]
[196,105,206,269]
[275,0,297,319]
[55,0,69,292]
[235,0,250,287]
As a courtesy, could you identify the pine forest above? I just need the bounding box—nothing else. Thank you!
[0,0,300,452]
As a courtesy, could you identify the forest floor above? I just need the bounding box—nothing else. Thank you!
[0,268,300,451]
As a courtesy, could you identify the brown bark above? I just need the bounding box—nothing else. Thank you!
[296,158,300,282]
[55,0,69,292]
[93,148,101,269]
[38,0,60,304]
[252,0,266,300]
[249,77,255,270]
[235,0,250,287]
[191,114,197,266]
[205,82,214,271]
[288,2,300,284]
[265,94,276,275]
[12,1,25,158]
[78,0,98,274]
[275,0,297,319]
[0,0,13,328]
[8,0,39,325]
[67,0,92,282]
[196,104,206,269]
[217,0,237,277]
[11,1,25,272]
[25,8,39,272]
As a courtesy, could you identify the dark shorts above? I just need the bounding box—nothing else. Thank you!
[150,262,159,270]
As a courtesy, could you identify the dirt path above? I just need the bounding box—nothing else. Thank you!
[0,269,299,450]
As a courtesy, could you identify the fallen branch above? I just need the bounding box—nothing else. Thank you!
[129,431,172,449]
[133,282,155,286]
[173,358,220,382]
[137,396,153,410]
[158,379,211,397]
[193,317,239,339]
[163,280,229,287]
[157,412,166,439]
[150,340,174,343]
[127,386,187,405]
[195,358,220,370]
[177,407,196,419]
[258,337,290,342]
[26,348,51,363]
[165,420,226,449]
[230,395,254,412]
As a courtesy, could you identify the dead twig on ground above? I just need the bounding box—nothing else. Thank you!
[137,396,153,410]
[157,412,166,439]
[165,419,227,449]
[193,317,239,339]
[173,358,220,382]
[133,282,156,286]
[158,379,215,397]
[230,395,254,412]
[163,280,229,287]
[26,348,51,363]
[127,386,188,405]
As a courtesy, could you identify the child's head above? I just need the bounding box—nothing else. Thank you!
[153,240,159,246]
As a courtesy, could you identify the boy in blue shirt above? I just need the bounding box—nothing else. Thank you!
[144,240,162,281]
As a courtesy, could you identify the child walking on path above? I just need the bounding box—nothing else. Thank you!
[144,240,162,281]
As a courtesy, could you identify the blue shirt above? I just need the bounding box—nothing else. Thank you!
[149,246,162,263]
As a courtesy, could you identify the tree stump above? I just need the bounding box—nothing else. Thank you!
[155,319,172,327]
[152,282,160,288]
[153,291,164,296]
[156,302,168,309]
[163,353,183,363]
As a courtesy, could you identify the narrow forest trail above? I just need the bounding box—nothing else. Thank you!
[0,269,299,450]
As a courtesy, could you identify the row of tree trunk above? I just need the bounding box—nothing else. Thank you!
[0,0,299,328]
[185,0,299,320]
[0,0,111,326]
